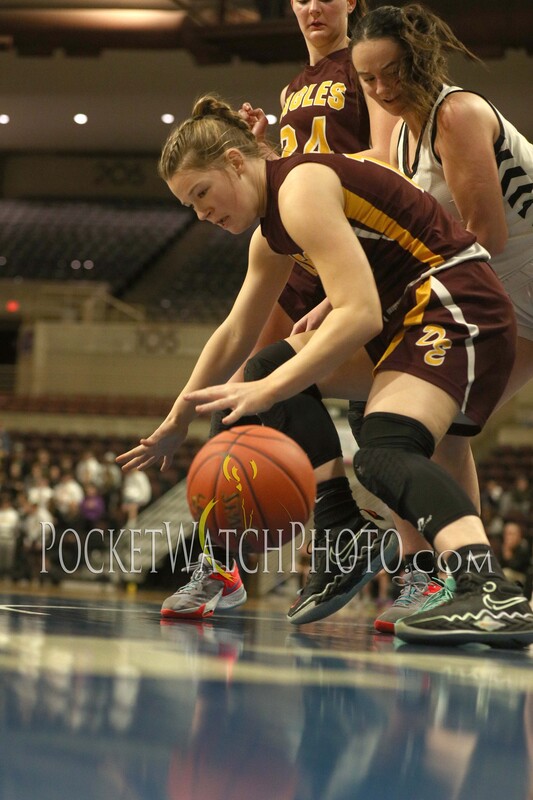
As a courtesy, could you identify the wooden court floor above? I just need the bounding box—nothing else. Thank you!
[0,581,532,800]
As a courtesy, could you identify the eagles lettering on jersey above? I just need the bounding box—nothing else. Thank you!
[280,81,347,117]
[280,82,348,157]
[279,48,370,158]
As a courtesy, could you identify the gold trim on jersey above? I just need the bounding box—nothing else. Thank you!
[374,278,432,372]
[342,189,446,269]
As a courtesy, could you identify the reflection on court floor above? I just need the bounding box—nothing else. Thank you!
[0,590,532,799]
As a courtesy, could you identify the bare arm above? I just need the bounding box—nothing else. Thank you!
[268,164,382,394]
[116,228,292,471]
[436,92,507,255]
[186,164,382,423]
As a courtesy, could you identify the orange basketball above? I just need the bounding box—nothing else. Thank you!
[186,425,316,554]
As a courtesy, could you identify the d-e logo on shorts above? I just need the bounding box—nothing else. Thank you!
[415,324,452,366]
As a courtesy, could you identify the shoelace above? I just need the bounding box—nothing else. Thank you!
[175,558,214,594]
[391,573,428,608]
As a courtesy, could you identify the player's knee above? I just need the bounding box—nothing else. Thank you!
[209,409,228,438]
[358,412,435,457]
[347,399,367,442]
[353,412,435,504]
[353,412,477,542]
[244,340,340,469]
[209,409,260,438]
[244,340,296,383]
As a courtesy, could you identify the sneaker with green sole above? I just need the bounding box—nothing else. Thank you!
[395,573,533,649]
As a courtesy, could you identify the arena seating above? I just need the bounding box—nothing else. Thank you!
[0,197,193,294]
[169,224,254,320]
[0,393,174,417]
[4,428,204,503]
[478,445,533,491]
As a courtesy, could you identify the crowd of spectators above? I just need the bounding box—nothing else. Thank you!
[0,418,531,597]
[0,424,187,584]
[480,472,533,591]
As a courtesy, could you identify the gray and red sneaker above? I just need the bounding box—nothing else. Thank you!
[374,571,445,634]
[161,553,247,619]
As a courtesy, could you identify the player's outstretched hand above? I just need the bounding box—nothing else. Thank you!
[116,418,188,473]
[185,380,275,427]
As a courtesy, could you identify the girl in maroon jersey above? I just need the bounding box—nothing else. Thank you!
[234,0,396,359]
[117,96,533,649]
[202,0,398,621]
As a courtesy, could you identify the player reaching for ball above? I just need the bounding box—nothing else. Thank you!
[155,0,399,620]
[117,95,533,648]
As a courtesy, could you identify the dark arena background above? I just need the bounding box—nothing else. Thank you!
[0,2,532,798]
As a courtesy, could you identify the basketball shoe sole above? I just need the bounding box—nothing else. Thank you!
[395,573,533,649]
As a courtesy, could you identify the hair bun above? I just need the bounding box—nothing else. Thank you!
[191,94,229,120]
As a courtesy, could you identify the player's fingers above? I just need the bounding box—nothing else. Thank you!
[115,447,137,462]
[291,319,305,335]
[221,408,241,426]
[115,447,144,465]
[161,455,175,472]
[118,455,147,473]
[193,399,226,416]
[136,454,158,469]
[185,385,220,399]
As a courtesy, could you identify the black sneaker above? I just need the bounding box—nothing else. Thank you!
[287,518,399,625]
[395,573,533,649]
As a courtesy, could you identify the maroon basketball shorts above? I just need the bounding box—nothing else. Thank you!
[277,261,326,323]
[367,261,517,435]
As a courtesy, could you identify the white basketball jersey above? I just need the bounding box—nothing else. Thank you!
[396,85,533,333]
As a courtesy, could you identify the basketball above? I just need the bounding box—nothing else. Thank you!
[186,425,316,553]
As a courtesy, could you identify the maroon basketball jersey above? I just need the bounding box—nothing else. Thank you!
[279,48,370,157]
[261,153,484,318]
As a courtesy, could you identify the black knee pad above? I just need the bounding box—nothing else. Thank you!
[347,399,367,442]
[243,339,342,469]
[244,339,314,386]
[354,412,478,543]
[208,342,290,438]
[209,409,260,439]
